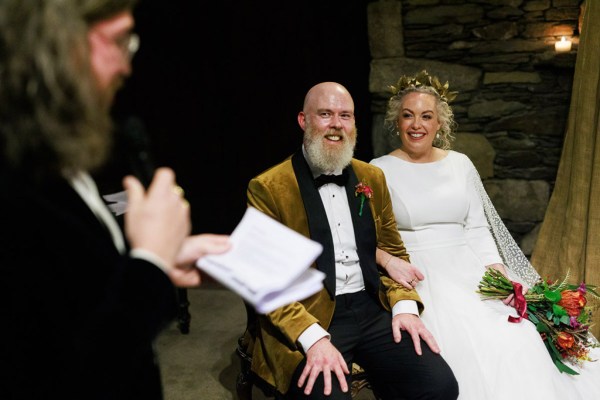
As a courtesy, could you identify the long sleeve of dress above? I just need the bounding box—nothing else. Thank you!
[463,159,504,267]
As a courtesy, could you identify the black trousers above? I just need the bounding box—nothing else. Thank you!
[286,291,458,400]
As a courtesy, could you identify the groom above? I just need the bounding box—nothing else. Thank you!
[245,82,458,399]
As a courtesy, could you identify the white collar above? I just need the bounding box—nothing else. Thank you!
[66,170,126,254]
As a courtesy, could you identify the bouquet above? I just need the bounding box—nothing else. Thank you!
[477,268,599,375]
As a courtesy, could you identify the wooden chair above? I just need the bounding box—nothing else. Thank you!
[235,302,380,399]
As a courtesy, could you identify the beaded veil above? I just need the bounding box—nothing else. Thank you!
[470,167,541,287]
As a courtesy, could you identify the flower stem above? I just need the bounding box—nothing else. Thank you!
[359,196,365,216]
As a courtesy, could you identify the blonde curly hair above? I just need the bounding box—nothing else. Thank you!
[384,70,458,150]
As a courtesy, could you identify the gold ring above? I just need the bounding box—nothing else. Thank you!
[172,185,185,197]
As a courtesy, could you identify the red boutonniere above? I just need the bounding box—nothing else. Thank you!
[355,180,373,216]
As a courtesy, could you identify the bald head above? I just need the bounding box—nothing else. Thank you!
[303,82,354,113]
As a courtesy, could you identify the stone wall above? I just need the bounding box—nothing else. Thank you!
[368,0,583,255]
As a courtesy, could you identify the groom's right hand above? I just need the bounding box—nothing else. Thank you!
[297,337,350,396]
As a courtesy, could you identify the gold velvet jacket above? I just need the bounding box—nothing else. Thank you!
[245,152,423,394]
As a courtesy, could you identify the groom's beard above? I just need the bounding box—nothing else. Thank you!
[303,125,357,172]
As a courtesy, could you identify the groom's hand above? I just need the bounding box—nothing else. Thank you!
[297,337,349,396]
[392,314,441,355]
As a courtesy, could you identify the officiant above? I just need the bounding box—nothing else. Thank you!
[0,1,229,398]
[243,81,458,399]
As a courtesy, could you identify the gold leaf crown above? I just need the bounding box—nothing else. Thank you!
[389,70,458,104]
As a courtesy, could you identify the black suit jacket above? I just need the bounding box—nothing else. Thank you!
[0,170,177,399]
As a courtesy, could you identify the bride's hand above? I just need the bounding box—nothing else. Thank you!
[503,284,529,307]
[486,264,530,307]
[385,257,425,290]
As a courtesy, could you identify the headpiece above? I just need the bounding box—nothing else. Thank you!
[389,70,458,104]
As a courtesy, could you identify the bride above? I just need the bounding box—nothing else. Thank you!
[370,70,600,399]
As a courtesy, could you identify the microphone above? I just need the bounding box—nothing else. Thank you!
[120,116,155,188]
[101,116,155,217]
[116,116,192,334]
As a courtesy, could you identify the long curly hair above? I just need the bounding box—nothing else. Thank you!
[384,71,458,150]
[0,0,137,180]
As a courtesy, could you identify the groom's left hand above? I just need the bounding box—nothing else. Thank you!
[392,314,441,355]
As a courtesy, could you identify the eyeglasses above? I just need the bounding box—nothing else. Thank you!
[124,33,140,60]
[92,30,140,61]
[115,32,140,61]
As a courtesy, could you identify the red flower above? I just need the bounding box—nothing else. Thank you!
[556,332,575,350]
[355,181,373,199]
[355,180,373,216]
[558,289,587,317]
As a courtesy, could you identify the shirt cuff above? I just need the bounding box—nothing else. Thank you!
[297,323,330,353]
[392,300,419,317]
[130,248,169,274]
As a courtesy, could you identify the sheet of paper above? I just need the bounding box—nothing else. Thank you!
[197,207,325,313]
[102,190,128,216]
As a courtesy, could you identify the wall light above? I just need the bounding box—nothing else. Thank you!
[555,36,572,53]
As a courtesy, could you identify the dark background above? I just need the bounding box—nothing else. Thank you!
[106,0,374,234]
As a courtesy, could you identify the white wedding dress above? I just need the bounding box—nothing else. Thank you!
[371,151,600,400]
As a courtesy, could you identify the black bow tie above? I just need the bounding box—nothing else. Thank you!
[314,171,348,188]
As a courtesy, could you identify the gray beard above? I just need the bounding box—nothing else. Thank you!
[303,128,356,172]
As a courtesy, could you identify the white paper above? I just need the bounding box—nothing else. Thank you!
[102,190,128,216]
[197,207,325,313]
